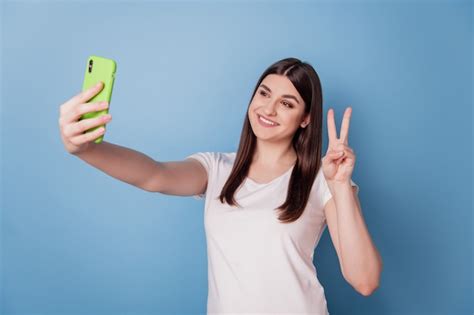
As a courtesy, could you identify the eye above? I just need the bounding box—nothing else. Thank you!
[258,90,293,108]
[282,101,294,108]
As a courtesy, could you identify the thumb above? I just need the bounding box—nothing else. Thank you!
[325,150,344,163]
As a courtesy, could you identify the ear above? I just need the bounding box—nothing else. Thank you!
[300,114,310,128]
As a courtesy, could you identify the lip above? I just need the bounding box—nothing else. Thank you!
[257,114,279,127]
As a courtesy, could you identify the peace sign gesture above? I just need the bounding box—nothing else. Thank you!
[322,107,356,184]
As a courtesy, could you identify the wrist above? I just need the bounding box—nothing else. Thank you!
[74,142,97,158]
[326,179,352,194]
[326,178,351,187]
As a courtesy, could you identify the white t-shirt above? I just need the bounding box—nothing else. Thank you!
[185,151,359,315]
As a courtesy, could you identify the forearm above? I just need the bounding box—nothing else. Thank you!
[328,181,382,292]
[74,141,160,190]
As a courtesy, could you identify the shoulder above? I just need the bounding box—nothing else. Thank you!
[220,151,237,163]
[308,162,330,207]
[185,151,236,172]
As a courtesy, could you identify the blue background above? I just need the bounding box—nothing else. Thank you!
[1,0,472,314]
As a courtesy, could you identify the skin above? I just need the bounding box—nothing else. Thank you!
[322,108,382,296]
[247,74,309,175]
[323,107,356,182]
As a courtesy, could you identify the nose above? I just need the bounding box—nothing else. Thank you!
[262,99,278,116]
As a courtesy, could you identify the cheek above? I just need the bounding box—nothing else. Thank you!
[283,112,300,122]
[285,115,305,128]
[248,102,257,115]
[247,106,255,121]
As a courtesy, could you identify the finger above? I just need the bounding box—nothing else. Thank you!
[332,145,355,164]
[327,108,338,144]
[335,143,355,153]
[63,114,111,138]
[340,107,352,145]
[325,150,345,163]
[62,100,109,124]
[336,148,355,164]
[335,151,349,165]
[69,126,106,146]
[62,81,104,112]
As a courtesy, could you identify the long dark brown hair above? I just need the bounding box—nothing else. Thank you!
[218,57,323,223]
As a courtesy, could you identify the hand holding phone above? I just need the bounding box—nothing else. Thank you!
[58,82,112,155]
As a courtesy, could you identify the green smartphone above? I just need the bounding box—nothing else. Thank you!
[80,55,116,144]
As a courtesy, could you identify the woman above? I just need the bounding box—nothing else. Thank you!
[59,57,382,314]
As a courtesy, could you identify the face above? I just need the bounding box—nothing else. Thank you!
[248,74,309,141]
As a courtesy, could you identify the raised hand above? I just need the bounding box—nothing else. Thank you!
[322,107,356,184]
[58,81,112,155]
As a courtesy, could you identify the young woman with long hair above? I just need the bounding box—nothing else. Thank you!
[59,57,382,315]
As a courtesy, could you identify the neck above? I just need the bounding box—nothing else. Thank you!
[252,139,297,168]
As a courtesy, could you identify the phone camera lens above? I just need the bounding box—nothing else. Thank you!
[88,59,93,73]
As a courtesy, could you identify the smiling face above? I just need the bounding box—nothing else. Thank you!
[248,74,309,142]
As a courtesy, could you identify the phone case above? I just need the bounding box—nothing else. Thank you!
[80,55,116,144]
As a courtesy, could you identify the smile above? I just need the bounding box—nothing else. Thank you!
[257,114,279,127]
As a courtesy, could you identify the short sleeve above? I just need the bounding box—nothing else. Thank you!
[185,152,217,200]
[321,172,360,209]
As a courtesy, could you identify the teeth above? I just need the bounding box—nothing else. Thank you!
[259,115,277,126]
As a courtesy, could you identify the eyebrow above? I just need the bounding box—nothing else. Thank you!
[259,84,300,104]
